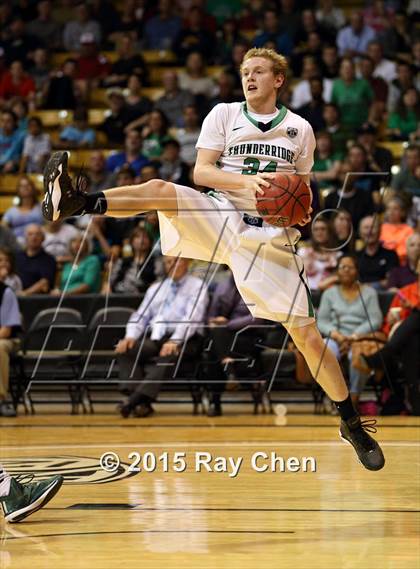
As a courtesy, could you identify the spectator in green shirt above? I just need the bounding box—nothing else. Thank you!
[52,236,101,295]
[312,131,343,191]
[331,58,374,132]
[387,88,420,142]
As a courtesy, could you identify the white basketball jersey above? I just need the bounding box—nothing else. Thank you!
[196,102,316,215]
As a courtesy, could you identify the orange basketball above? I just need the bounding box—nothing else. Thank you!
[256,173,311,227]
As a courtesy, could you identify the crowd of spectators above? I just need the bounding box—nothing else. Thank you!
[0,0,419,416]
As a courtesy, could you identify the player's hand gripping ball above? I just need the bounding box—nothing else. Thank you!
[256,173,311,227]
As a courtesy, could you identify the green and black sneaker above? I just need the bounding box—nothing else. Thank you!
[0,474,64,523]
[340,417,385,471]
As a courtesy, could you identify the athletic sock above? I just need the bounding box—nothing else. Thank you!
[77,192,108,215]
[333,394,359,424]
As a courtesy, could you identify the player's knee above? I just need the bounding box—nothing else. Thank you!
[143,179,173,197]
[290,324,321,353]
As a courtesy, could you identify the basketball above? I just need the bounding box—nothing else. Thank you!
[256,173,311,227]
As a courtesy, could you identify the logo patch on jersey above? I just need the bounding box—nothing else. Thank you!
[287,127,298,138]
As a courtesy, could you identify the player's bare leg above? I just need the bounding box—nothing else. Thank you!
[42,152,177,221]
[285,321,385,470]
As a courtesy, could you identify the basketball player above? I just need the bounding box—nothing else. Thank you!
[41,48,384,471]
[0,465,63,522]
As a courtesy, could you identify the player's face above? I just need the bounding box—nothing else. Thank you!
[241,57,283,108]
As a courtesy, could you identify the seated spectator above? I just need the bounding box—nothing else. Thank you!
[336,10,376,58]
[16,224,56,295]
[386,88,420,142]
[253,8,293,57]
[174,105,201,165]
[391,144,420,198]
[178,51,216,98]
[356,123,393,176]
[388,62,419,113]
[291,57,332,110]
[331,58,374,133]
[298,217,340,291]
[291,30,324,78]
[331,209,355,254]
[107,227,156,294]
[363,1,394,34]
[0,61,35,105]
[320,44,340,79]
[20,117,51,174]
[379,11,413,58]
[324,172,375,231]
[0,226,17,253]
[144,0,182,50]
[316,0,345,32]
[173,6,215,62]
[87,215,122,262]
[2,15,41,66]
[63,2,101,52]
[43,220,80,265]
[296,77,326,133]
[215,18,245,65]
[358,260,420,414]
[0,278,21,416]
[366,40,397,84]
[317,254,383,407]
[358,55,388,119]
[52,236,101,295]
[76,32,110,98]
[107,1,139,46]
[0,110,25,173]
[209,72,238,108]
[0,248,22,293]
[387,233,420,290]
[86,150,113,193]
[322,103,351,155]
[103,36,148,88]
[44,58,78,110]
[116,257,208,418]
[357,215,399,289]
[57,107,95,149]
[106,129,149,175]
[380,197,415,265]
[224,41,248,96]
[155,70,194,127]
[124,74,153,123]
[26,0,61,49]
[312,131,342,191]
[10,98,29,135]
[158,139,190,186]
[28,48,51,102]
[99,88,132,145]
[141,110,171,160]
[346,144,381,201]
[2,176,43,245]
[204,272,266,417]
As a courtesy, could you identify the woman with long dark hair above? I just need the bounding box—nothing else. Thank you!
[387,87,420,141]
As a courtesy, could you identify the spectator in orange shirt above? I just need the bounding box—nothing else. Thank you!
[380,197,414,264]
[0,61,35,105]
[358,259,420,414]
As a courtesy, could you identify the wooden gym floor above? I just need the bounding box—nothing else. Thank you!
[0,407,419,569]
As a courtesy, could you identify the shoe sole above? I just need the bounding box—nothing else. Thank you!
[5,476,64,523]
[42,152,68,222]
[339,429,384,471]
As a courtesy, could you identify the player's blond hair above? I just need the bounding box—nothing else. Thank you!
[240,48,288,78]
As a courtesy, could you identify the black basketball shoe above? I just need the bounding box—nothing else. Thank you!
[340,416,385,471]
[42,151,86,221]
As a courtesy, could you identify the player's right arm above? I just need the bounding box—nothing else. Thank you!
[194,148,274,196]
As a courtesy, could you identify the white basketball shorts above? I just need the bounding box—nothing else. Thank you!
[157,184,315,329]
